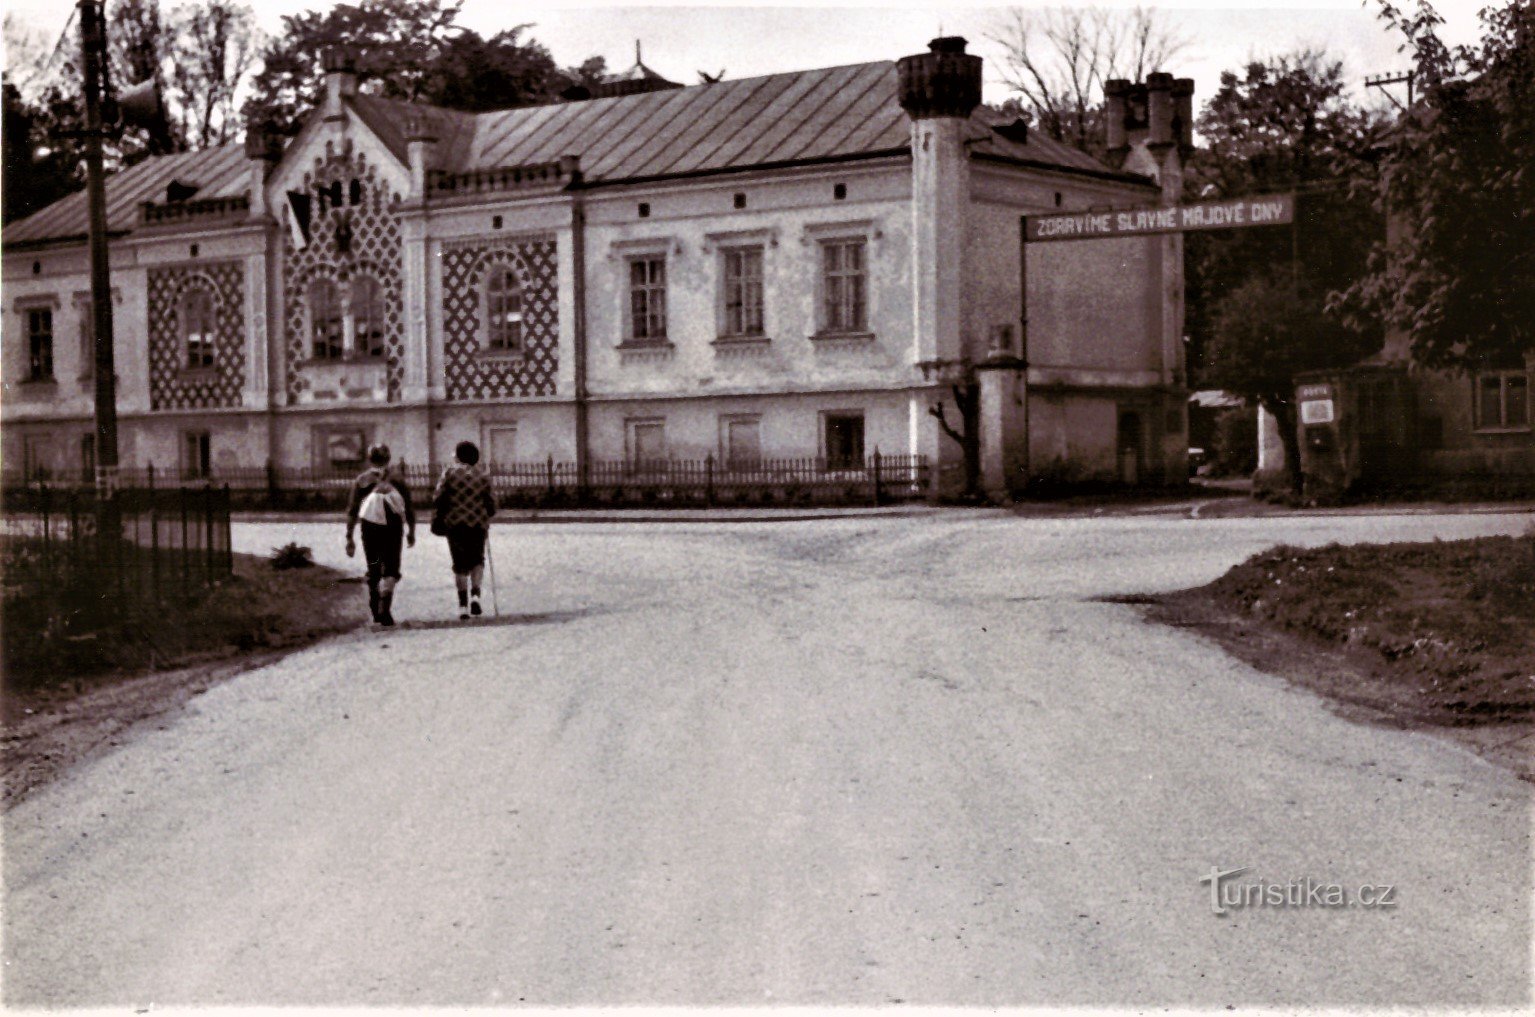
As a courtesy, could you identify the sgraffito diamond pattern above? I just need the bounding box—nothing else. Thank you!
[281,147,404,404]
[147,261,245,411]
[442,235,558,401]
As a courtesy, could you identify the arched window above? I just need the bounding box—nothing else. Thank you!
[309,278,343,360]
[484,264,524,353]
[181,285,216,369]
[350,275,386,358]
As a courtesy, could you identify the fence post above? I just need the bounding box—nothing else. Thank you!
[150,477,160,601]
[546,454,556,500]
[266,458,279,506]
[706,454,715,507]
[180,486,190,601]
[872,448,882,506]
[204,483,215,587]
[223,484,234,575]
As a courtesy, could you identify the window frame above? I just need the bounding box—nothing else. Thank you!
[818,237,869,336]
[312,425,370,475]
[1474,370,1531,433]
[349,274,387,359]
[182,430,212,480]
[180,284,218,372]
[719,245,766,339]
[719,414,763,468]
[307,277,344,361]
[625,417,668,471]
[481,263,527,356]
[625,255,669,345]
[24,304,55,382]
[821,410,866,471]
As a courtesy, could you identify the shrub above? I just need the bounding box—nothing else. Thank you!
[270,542,315,570]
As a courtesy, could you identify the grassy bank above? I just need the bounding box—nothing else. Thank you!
[1152,531,1535,778]
[1201,534,1535,724]
[3,549,360,716]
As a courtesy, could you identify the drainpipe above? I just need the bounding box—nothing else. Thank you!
[564,155,590,495]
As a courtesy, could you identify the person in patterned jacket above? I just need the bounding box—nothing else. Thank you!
[433,441,497,619]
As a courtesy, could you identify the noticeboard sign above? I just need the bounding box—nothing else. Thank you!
[1300,399,1336,425]
[1024,193,1295,243]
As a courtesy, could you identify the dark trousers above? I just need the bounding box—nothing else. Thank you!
[361,517,404,592]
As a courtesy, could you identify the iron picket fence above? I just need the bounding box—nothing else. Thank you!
[2,453,929,510]
[0,480,234,607]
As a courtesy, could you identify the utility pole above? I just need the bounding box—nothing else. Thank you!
[79,0,120,498]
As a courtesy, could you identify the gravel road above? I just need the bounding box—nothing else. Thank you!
[4,509,1530,1006]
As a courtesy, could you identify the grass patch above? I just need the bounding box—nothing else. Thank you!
[1200,534,1535,725]
[2,550,359,710]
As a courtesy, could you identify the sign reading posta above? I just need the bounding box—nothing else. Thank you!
[1025,193,1295,243]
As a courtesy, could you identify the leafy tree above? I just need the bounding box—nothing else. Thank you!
[108,0,180,154]
[420,26,563,112]
[1185,51,1384,492]
[244,0,465,128]
[244,0,598,128]
[3,81,84,223]
[987,6,1188,153]
[1334,0,1535,370]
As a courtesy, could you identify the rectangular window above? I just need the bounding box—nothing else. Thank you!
[823,411,865,470]
[22,435,47,480]
[484,424,518,471]
[627,257,667,343]
[182,431,211,480]
[183,289,216,370]
[820,239,867,334]
[78,300,95,378]
[317,428,367,474]
[1476,372,1531,431]
[626,418,667,470]
[721,247,764,337]
[720,415,762,467]
[26,307,54,381]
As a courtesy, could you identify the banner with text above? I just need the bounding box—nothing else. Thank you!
[1024,193,1295,243]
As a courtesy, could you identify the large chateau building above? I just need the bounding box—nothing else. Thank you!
[3,38,1193,496]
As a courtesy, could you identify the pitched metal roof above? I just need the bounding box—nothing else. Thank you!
[4,143,248,246]
[5,60,1142,245]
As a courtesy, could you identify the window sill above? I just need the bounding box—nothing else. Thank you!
[178,367,218,381]
[1471,426,1532,435]
[20,377,58,386]
[477,349,526,363]
[809,330,876,345]
[713,335,770,346]
[617,340,674,351]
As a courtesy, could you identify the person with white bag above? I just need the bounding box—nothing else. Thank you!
[344,443,416,626]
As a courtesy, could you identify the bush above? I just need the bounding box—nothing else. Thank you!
[1208,406,1258,477]
[269,542,315,570]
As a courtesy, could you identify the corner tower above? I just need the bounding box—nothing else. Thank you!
[899,36,981,367]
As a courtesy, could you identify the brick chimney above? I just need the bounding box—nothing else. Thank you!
[323,47,358,119]
[404,113,437,200]
[243,120,283,217]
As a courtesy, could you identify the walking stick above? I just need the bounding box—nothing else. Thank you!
[485,525,501,617]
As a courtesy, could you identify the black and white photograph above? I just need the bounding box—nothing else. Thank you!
[1,0,1531,1008]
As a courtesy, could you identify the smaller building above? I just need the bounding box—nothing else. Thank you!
[1259,339,1535,498]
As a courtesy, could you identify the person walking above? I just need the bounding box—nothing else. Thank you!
[433,440,496,620]
[345,444,416,626]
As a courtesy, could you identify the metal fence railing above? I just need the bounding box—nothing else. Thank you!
[2,453,930,510]
[1,482,234,607]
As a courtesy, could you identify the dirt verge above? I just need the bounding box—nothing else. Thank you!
[1140,534,1535,781]
[2,554,362,807]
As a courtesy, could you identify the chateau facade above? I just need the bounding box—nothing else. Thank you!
[3,39,1192,496]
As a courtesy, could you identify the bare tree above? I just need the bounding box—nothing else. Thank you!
[987,6,1189,151]
[169,1,260,147]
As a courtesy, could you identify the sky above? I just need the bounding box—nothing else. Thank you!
[5,0,1496,110]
